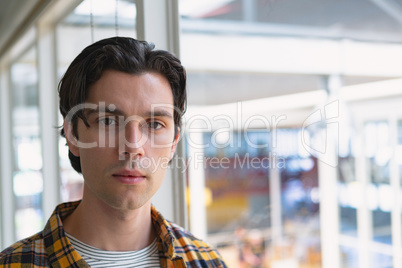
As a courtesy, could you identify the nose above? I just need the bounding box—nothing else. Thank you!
[118,121,146,159]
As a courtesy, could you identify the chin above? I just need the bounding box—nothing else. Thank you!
[106,195,150,211]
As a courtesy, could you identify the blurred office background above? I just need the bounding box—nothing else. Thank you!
[1,0,402,267]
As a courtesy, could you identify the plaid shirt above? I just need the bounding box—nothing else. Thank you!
[0,201,227,267]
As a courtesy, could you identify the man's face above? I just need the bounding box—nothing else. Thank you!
[65,70,179,211]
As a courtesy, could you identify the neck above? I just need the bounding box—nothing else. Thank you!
[63,197,156,251]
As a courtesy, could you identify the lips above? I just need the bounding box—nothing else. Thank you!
[112,169,146,184]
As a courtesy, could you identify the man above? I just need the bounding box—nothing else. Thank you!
[0,37,227,267]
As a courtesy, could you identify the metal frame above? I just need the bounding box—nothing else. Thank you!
[135,0,181,55]
[37,19,61,221]
[0,56,15,249]
[389,116,401,268]
[186,130,207,239]
[318,121,341,268]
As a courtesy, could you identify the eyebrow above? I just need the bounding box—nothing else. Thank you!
[84,107,173,119]
[144,110,173,119]
[85,107,125,117]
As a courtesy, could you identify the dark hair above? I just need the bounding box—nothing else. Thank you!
[58,36,187,173]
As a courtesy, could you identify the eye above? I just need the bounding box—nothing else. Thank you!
[147,121,163,130]
[99,117,117,126]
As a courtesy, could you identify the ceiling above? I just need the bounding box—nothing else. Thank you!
[2,0,402,57]
[181,0,402,43]
[0,0,50,58]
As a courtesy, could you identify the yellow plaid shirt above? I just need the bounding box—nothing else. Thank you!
[0,201,226,267]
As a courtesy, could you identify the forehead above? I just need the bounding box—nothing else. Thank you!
[86,70,174,113]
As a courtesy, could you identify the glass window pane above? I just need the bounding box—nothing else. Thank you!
[338,142,357,267]
[11,45,44,240]
[364,121,393,266]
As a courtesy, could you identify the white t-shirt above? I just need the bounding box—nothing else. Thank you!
[66,233,161,268]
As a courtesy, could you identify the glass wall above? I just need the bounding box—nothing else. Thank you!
[179,0,402,267]
[10,45,44,240]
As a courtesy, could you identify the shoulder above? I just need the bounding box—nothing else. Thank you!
[168,221,210,248]
[167,221,227,267]
[151,205,227,267]
[0,232,48,266]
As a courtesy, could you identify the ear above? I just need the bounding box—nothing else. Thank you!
[170,127,181,159]
[64,120,80,157]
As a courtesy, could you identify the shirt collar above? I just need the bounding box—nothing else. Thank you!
[42,201,87,267]
[42,201,181,263]
[150,205,180,260]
